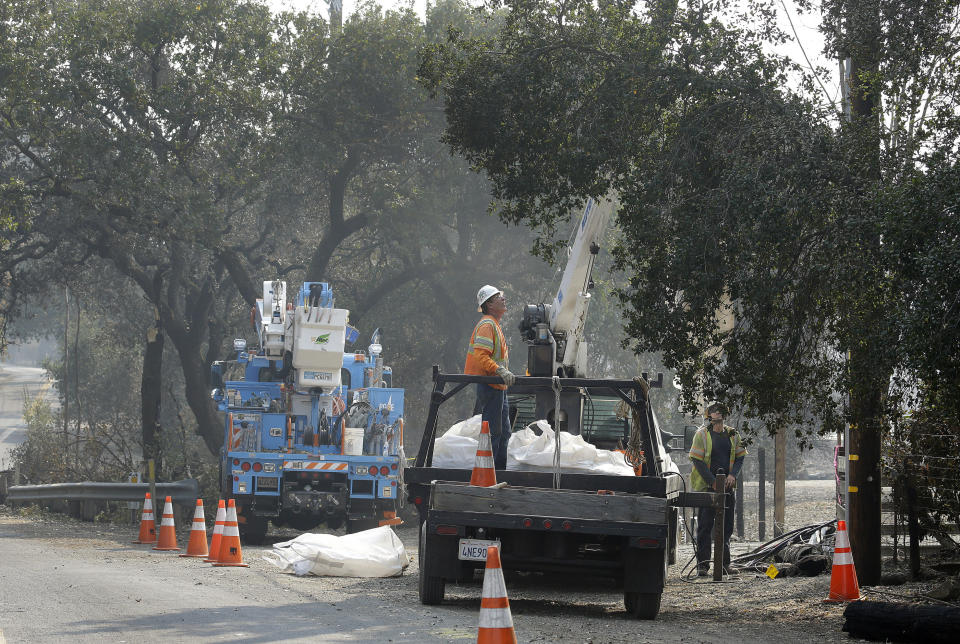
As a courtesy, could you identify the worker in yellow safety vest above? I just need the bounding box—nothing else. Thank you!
[688,401,747,576]
[464,285,516,469]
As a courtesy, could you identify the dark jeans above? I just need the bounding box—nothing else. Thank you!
[696,490,736,572]
[473,383,511,470]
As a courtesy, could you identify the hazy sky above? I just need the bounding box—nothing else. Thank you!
[268,1,838,105]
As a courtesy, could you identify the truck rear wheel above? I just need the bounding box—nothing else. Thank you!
[418,522,445,605]
[624,591,661,619]
[240,516,269,545]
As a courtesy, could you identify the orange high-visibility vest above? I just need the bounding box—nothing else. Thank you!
[464,315,509,390]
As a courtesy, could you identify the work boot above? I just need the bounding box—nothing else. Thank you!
[697,566,709,577]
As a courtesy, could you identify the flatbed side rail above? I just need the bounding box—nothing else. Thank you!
[406,468,682,498]
[415,367,663,478]
[430,481,667,523]
[427,508,669,539]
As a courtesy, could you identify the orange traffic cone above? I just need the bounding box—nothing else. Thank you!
[132,492,156,544]
[204,500,226,563]
[179,499,209,558]
[152,496,180,551]
[470,421,498,487]
[213,499,249,567]
[477,545,517,644]
[824,520,860,602]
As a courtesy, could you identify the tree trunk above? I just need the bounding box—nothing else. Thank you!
[172,339,222,455]
[141,309,163,465]
[843,601,960,643]
[157,273,224,457]
[306,155,367,281]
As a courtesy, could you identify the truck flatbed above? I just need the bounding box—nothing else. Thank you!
[408,369,685,619]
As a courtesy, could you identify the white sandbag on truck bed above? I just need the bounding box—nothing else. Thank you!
[431,414,483,468]
[263,526,409,577]
[432,415,634,475]
[507,420,636,476]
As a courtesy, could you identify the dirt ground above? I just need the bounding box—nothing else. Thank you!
[2,479,957,643]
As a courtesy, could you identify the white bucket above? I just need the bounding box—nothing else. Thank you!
[344,427,365,456]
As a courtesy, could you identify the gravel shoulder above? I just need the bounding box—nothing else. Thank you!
[0,480,946,643]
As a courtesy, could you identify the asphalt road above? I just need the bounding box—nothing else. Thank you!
[0,481,853,644]
[0,363,57,471]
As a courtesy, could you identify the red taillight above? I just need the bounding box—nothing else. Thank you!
[562,520,573,530]
[233,458,240,466]
[252,462,262,472]
[391,481,397,486]
[436,525,458,535]
[634,538,660,547]
[390,463,398,471]
[241,462,251,472]
[233,476,239,481]
[543,519,553,529]
[379,466,389,476]
[414,496,423,505]
[368,465,378,476]
[522,518,533,528]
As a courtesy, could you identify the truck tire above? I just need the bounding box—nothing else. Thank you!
[624,591,662,619]
[219,460,231,498]
[240,516,269,545]
[624,545,667,619]
[418,522,445,605]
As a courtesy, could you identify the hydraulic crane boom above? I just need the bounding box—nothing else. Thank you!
[519,195,616,377]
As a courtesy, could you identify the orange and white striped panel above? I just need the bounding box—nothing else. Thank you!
[282,461,348,471]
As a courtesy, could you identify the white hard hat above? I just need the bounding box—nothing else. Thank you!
[476,285,503,312]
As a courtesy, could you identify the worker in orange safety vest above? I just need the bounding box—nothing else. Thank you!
[464,285,516,469]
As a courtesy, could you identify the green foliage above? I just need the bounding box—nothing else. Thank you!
[421,0,960,448]
[888,389,960,539]
[3,0,609,467]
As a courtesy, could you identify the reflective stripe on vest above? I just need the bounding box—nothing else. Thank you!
[469,317,506,367]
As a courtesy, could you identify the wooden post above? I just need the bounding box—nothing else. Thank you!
[713,470,725,580]
[148,458,157,511]
[736,475,744,539]
[906,476,920,581]
[63,286,69,442]
[774,427,786,537]
[758,447,766,540]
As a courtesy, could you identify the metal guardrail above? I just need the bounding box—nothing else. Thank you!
[5,479,200,505]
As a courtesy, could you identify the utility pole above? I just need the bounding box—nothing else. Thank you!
[328,0,342,32]
[842,0,884,586]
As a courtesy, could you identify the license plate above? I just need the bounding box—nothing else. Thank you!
[458,538,500,562]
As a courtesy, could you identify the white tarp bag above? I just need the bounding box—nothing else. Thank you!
[431,414,482,469]
[507,420,635,476]
[263,526,409,577]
